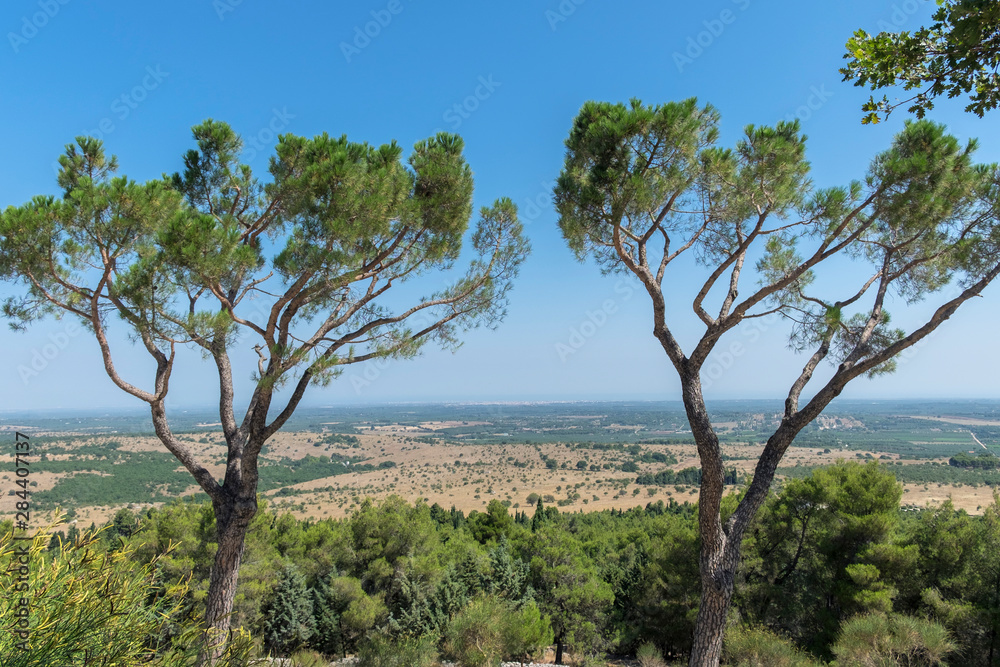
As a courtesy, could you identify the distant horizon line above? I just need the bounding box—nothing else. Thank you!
[3,395,1000,415]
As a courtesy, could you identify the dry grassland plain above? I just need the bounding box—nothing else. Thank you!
[3,418,997,528]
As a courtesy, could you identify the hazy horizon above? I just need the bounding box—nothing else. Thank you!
[3,396,999,418]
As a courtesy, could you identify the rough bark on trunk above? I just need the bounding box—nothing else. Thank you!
[688,538,740,666]
[681,371,796,667]
[555,633,564,664]
[989,565,1000,666]
[681,371,732,667]
[197,494,258,665]
[685,436,799,665]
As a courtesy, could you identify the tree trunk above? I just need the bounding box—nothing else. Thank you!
[688,539,740,666]
[678,369,732,667]
[196,494,258,666]
[989,564,1000,666]
[555,632,564,664]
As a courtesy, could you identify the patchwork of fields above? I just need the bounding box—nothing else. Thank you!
[2,400,999,526]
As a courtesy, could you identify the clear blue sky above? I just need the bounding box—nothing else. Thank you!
[1,0,996,411]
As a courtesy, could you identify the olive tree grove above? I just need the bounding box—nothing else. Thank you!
[554,98,1000,666]
[0,121,529,662]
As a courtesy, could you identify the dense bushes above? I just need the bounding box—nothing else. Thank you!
[13,460,1000,664]
[356,633,438,667]
[635,466,740,486]
[442,596,551,666]
[949,451,1000,469]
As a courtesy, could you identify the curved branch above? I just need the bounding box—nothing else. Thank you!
[150,399,223,502]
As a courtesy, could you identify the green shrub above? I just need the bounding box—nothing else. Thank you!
[150,626,260,666]
[261,565,315,654]
[502,600,554,665]
[573,653,608,667]
[445,596,507,667]
[0,523,187,666]
[287,649,330,666]
[636,641,667,667]
[356,633,438,667]
[723,624,821,667]
[831,613,955,666]
[0,521,261,667]
[444,596,552,667]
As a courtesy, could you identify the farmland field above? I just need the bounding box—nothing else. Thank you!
[3,399,999,526]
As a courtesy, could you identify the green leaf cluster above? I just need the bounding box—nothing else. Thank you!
[841,1,1000,123]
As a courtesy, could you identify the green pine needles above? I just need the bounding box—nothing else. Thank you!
[0,120,530,656]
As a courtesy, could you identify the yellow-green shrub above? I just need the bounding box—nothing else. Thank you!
[723,624,822,667]
[0,523,258,666]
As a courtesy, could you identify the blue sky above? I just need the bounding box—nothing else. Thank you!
[1,0,997,411]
